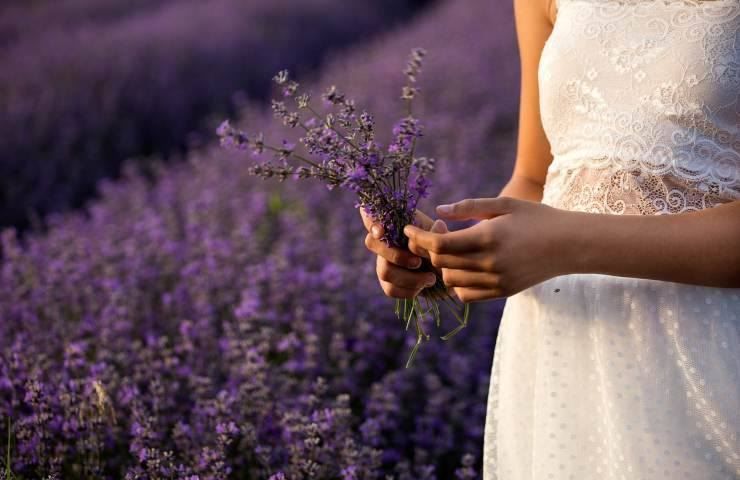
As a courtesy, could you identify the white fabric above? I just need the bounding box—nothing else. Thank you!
[483,1,740,478]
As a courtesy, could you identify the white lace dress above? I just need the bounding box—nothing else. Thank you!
[483,1,740,478]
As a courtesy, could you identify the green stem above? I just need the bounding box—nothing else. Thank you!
[306,105,364,155]
[440,303,471,341]
[404,300,415,331]
[262,145,325,172]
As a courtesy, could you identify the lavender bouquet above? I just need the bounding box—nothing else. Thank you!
[217,49,469,367]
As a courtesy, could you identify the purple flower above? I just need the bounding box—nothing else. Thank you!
[0,0,517,476]
[218,50,435,256]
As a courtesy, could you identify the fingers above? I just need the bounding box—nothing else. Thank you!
[427,250,486,270]
[441,269,499,288]
[363,208,435,238]
[379,280,419,299]
[377,257,436,298]
[430,219,449,234]
[452,287,505,303]
[413,210,435,231]
[360,208,385,238]
[436,197,516,221]
[360,207,373,231]
[363,208,435,240]
[404,224,484,255]
[371,224,384,239]
[365,234,422,268]
[410,219,448,258]
[377,256,436,289]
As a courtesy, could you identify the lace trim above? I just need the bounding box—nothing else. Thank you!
[541,0,739,216]
[543,163,740,214]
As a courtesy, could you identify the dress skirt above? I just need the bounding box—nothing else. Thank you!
[482,273,740,479]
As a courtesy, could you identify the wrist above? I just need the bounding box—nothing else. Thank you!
[499,175,545,203]
[557,210,598,275]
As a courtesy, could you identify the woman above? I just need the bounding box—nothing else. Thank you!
[361,0,740,478]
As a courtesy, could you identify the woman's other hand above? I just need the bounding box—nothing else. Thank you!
[360,208,442,299]
[404,197,572,302]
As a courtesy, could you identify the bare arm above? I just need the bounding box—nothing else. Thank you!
[505,0,740,289]
[499,0,556,202]
[402,195,740,306]
[565,201,740,288]
[401,0,740,303]
[509,0,740,288]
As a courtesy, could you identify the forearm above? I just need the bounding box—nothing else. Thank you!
[498,174,544,203]
[564,201,740,288]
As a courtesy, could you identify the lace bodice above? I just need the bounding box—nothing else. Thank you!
[539,0,740,215]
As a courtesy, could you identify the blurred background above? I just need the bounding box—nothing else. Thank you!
[0,0,437,231]
[0,0,521,478]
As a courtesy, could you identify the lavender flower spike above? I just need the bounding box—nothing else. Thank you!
[218,49,470,367]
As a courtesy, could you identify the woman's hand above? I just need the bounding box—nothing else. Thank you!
[360,209,442,299]
[403,197,574,303]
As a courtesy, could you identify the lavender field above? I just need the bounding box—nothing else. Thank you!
[0,0,430,230]
[0,0,520,478]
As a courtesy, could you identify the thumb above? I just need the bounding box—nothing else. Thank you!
[429,219,449,233]
[435,197,515,220]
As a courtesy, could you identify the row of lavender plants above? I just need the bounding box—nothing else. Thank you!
[0,0,520,477]
[0,0,431,230]
[0,0,177,46]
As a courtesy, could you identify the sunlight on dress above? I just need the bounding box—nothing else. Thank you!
[483,1,740,478]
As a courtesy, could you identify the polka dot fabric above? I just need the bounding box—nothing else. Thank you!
[483,275,740,479]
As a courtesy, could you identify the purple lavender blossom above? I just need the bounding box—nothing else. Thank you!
[218,49,474,367]
[219,51,433,250]
[0,0,430,231]
[0,0,519,476]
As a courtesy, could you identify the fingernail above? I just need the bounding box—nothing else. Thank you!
[425,275,437,287]
[409,257,422,269]
[371,225,381,238]
[437,204,452,215]
[431,219,448,234]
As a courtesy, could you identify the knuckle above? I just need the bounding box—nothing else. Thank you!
[482,226,497,246]
[387,286,410,299]
[376,260,391,281]
[457,199,473,213]
[429,253,442,268]
[431,237,446,253]
[407,240,417,254]
[482,255,497,272]
[498,219,511,238]
[364,233,374,250]
[389,250,404,266]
